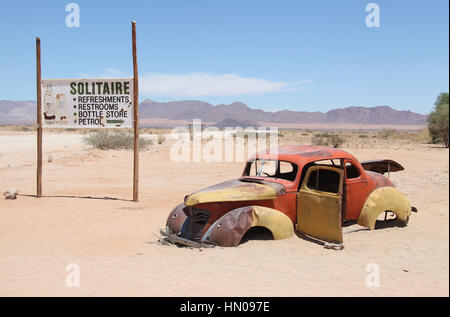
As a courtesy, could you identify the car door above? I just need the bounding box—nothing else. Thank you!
[296,166,344,243]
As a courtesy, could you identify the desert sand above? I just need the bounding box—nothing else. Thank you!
[0,129,448,296]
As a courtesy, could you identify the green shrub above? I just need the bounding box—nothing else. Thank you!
[84,131,153,150]
[427,92,449,148]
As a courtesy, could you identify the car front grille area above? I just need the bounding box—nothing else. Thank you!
[180,207,211,242]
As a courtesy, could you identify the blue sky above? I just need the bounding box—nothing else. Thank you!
[0,0,448,114]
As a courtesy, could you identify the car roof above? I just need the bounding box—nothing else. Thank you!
[250,145,358,166]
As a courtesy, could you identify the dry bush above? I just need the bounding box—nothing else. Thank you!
[157,134,165,144]
[379,128,397,139]
[398,128,431,143]
[9,125,35,132]
[141,127,172,135]
[376,128,430,143]
[84,131,153,150]
[311,133,345,148]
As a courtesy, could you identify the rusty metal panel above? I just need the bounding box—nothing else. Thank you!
[361,159,404,174]
[201,206,294,247]
[296,166,344,243]
[184,179,283,207]
[250,206,294,240]
[165,203,187,235]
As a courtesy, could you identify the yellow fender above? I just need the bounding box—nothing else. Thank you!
[202,206,294,247]
[250,206,294,240]
[357,187,411,229]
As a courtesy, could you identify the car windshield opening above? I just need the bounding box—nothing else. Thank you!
[245,159,298,182]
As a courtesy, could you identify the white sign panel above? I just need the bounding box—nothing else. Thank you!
[41,78,133,128]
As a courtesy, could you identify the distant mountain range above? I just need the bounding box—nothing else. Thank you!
[0,100,37,125]
[0,99,427,126]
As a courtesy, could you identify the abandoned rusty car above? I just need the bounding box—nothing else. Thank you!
[161,145,416,247]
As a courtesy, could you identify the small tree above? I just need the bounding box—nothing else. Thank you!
[427,92,449,148]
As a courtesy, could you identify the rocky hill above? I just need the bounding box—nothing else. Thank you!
[0,99,427,126]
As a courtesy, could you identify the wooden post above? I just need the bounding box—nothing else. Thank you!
[132,21,139,202]
[36,37,42,198]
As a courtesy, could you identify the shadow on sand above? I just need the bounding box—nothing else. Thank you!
[18,194,132,202]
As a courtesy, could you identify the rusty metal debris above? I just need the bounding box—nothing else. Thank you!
[160,229,215,248]
[324,242,345,250]
[3,189,19,200]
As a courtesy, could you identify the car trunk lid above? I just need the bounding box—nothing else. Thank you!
[361,159,404,174]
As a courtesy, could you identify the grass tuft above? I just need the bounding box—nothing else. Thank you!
[84,131,153,150]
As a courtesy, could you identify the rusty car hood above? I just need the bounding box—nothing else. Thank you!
[184,179,286,207]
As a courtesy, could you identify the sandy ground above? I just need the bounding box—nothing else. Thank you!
[0,131,448,297]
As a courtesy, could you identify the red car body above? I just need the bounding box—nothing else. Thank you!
[163,145,413,247]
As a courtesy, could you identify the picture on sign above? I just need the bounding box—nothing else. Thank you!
[41,78,133,128]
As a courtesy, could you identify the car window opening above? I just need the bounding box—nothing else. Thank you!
[245,159,298,182]
[346,162,361,179]
[307,169,340,194]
